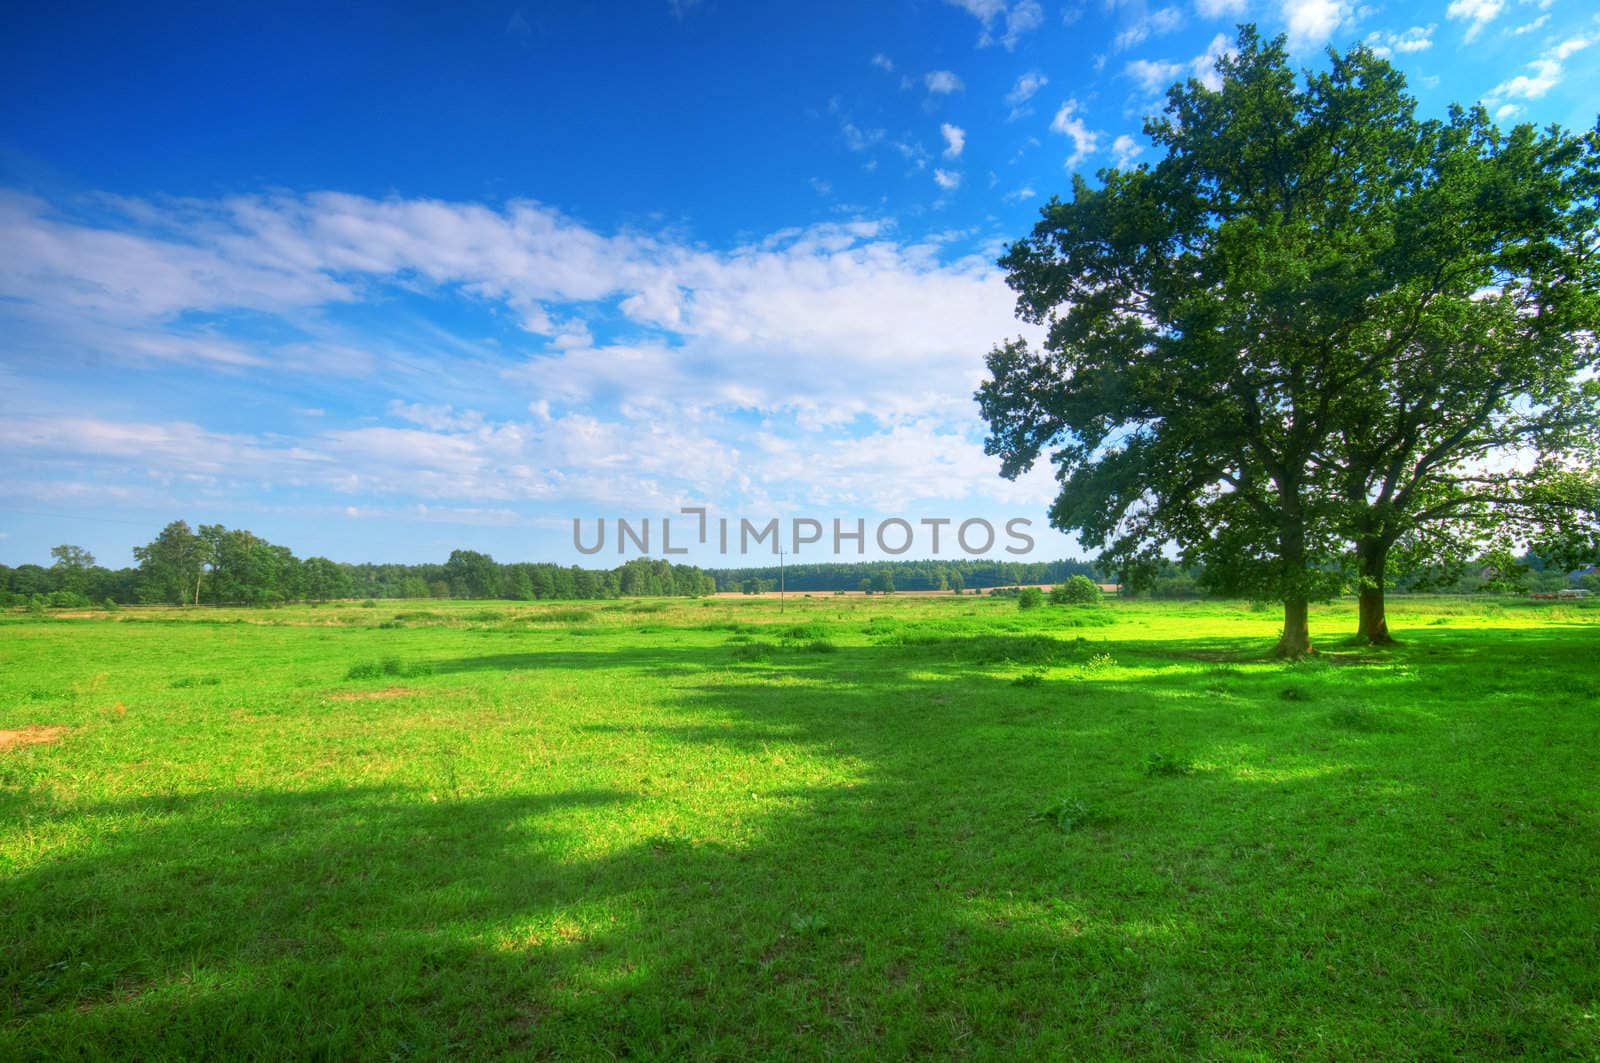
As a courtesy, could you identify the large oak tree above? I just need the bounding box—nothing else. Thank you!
[977,27,1599,655]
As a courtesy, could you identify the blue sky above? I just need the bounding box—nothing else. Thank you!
[2,0,1596,568]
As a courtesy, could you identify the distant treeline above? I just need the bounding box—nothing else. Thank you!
[0,523,1098,607]
[1,522,716,607]
[2,520,1101,607]
[706,558,1100,594]
[5,520,1591,609]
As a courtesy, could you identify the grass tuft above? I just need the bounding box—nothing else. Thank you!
[1030,795,1107,833]
[1143,751,1195,777]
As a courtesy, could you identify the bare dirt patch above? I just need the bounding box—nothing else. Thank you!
[0,725,70,752]
[328,687,421,701]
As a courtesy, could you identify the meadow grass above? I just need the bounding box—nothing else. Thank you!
[2,595,1596,1058]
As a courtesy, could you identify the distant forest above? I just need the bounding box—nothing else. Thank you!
[3,520,1591,609]
[1,519,1101,608]
[704,559,1099,594]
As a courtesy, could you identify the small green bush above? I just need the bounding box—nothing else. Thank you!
[1018,587,1044,610]
[1050,575,1101,605]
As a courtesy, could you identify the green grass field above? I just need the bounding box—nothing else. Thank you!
[2,595,1597,1059]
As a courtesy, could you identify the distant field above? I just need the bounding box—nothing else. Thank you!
[2,595,1597,1058]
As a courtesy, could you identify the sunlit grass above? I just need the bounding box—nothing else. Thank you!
[2,593,1597,1058]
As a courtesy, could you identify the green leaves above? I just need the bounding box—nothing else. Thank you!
[978,24,1600,647]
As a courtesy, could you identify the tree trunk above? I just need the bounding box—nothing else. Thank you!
[1276,597,1314,658]
[1274,488,1314,658]
[1354,539,1396,645]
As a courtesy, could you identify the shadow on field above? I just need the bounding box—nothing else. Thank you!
[3,625,1596,1058]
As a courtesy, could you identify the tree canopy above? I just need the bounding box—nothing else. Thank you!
[977,26,1600,655]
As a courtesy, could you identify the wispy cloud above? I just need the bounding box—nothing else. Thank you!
[1189,31,1235,91]
[1486,35,1591,103]
[841,121,886,152]
[1,188,1044,437]
[925,70,965,94]
[1125,57,1183,95]
[1365,24,1434,57]
[1004,71,1048,121]
[1445,0,1503,43]
[1050,99,1102,170]
[945,0,1044,50]
[1127,33,1234,99]
[1281,0,1354,50]
[1114,6,1184,51]
[1111,133,1143,168]
[940,123,967,158]
[1005,71,1047,107]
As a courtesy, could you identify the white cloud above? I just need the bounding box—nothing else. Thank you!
[1366,24,1434,57]
[993,0,1044,49]
[1050,99,1102,170]
[933,168,963,190]
[1111,134,1144,168]
[1189,31,1235,90]
[1005,71,1048,107]
[925,70,965,94]
[1004,71,1048,120]
[1114,6,1185,50]
[871,52,895,71]
[1511,15,1548,35]
[945,0,1045,50]
[1003,186,1037,202]
[0,192,348,324]
[945,0,1006,20]
[1196,0,1248,16]
[1281,0,1353,50]
[1125,57,1184,95]
[841,121,886,152]
[0,186,1070,522]
[940,123,966,158]
[1486,35,1592,102]
[1446,0,1503,43]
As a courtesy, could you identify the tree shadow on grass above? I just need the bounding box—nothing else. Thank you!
[4,626,1597,1058]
